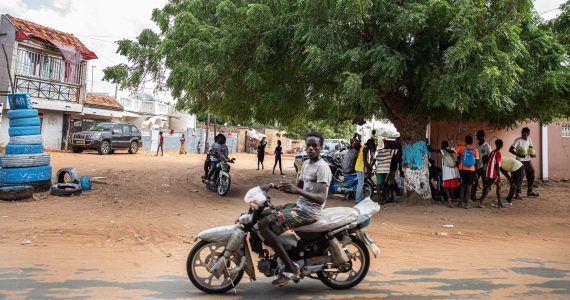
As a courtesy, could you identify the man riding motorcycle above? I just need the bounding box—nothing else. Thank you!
[257,131,332,286]
[203,134,229,186]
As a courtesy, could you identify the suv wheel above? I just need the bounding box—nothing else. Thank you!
[98,141,111,155]
[128,141,139,154]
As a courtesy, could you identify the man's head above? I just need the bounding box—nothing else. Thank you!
[159,131,163,135]
[277,140,282,146]
[182,134,185,138]
[441,140,449,149]
[521,127,530,140]
[305,131,324,161]
[495,139,503,150]
[372,129,376,135]
[218,134,227,145]
[365,138,375,149]
[476,130,485,142]
[465,135,473,145]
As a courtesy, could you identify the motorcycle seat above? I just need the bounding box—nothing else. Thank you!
[294,207,359,232]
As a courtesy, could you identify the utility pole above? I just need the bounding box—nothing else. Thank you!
[213,114,217,137]
[114,84,118,99]
[204,112,210,154]
[91,65,96,92]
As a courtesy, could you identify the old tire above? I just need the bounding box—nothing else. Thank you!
[9,126,41,137]
[72,147,83,153]
[9,135,43,145]
[80,176,91,190]
[98,141,111,155]
[0,185,34,201]
[5,144,44,155]
[0,180,52,192]
[56,167,79,184]
[128,141,139,154]
[9,117,40,127]
[0,166,52,184]
[0,153,51,168]
[50,183,82,196]
[7,109,38,120]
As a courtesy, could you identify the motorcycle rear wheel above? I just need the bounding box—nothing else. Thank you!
[187,240,244,294]
[217,175,231,196]
[317,236,370,290]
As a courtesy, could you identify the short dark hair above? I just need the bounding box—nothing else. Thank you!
[277,140,282,144]
[522,127,530,134]
[441,140,449,148]
[476,130,485,138]
[495,139,503,148]
[306,131,324,147]
[465,135,473,144]
[159,131,163,134]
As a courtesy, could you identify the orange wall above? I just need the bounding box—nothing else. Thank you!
[429,120,543,179]
[548,123,570,180]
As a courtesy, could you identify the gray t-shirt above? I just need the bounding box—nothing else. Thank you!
[296,158,332,218]
[475,141,492,169]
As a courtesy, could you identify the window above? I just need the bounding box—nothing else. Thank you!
[16,47,82,84]
[158,103,167,113]
[142,102,153,110]
[562,124,570,138]
[121,99,132,108]
[133,101,139,109]
[113,125,123,134]
[123,125,131,134]
[41,55,62,80]
[131,126,139,134]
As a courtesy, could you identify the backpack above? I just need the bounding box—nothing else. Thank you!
[443,152,456,168]
[461,147,476,167]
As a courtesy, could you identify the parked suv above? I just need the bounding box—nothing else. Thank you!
[71,122,142,155]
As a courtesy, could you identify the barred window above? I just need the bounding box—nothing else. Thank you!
[562,124,570,138]
[16,47,83,84]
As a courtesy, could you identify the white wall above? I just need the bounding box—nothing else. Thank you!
[40,110,64,150]
[0,114,9,148]
[170,109,196,132]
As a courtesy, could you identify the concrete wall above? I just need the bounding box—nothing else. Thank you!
[0,15,16,100]
[40,110,64,150]
[141,128,238,154]
[548,122,570,180]
[429,120,543,179]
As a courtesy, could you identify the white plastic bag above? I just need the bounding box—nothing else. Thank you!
[244,186,268,207]
[295,207,358,232]
[354,198,380,224]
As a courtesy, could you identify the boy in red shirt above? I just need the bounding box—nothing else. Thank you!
[456,135,479,209]
[479,139,506,208]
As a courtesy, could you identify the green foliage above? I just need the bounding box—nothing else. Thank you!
[104,0,570,138]
[283,120,356,140]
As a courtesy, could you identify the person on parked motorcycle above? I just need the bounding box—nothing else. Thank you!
[258,132,332,286]
[203,134,220,181]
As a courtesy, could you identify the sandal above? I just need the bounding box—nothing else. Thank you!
[272,264,300,287]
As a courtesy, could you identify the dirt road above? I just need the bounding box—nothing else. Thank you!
[1,152,569,299]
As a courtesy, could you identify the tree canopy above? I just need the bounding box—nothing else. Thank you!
[104,0,570,142]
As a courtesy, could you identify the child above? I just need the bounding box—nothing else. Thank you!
[155,131,164,156]
[456,135,480,209]
[257,137,267,170]
[273,140,284,175]
[440,141,460,208]
[479,139,505,208]
[499,157,523,204]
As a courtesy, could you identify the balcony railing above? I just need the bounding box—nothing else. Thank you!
[15,75,81,103]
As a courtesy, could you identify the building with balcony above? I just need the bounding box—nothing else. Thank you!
[119,93,196,132]
[0,14,97,150]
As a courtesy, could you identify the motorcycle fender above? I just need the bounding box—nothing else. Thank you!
[357,230,381,258]
[197,225,241,245]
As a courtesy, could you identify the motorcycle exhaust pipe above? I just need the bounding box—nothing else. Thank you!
[329,237,349,265]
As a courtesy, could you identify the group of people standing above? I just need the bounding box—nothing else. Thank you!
[438,127,538,209]
[256,137,285,175]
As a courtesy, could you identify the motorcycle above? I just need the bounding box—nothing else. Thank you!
[323,155,375,200]
[187,186,381,294]
[202,157,235,196]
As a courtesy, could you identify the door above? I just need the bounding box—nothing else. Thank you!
[111,125,125,148]
[122,125,133,148]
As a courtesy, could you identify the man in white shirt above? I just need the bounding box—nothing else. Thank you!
[509,127,538,198]
[471,130,492,201]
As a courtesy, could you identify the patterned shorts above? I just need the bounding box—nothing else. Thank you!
[264,203,317,235]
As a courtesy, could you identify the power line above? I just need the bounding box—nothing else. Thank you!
[539,7,561,15]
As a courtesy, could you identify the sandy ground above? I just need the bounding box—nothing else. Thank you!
[0,151,569,299]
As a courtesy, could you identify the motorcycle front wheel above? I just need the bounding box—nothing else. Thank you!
[187,240,244,294]
[317,236,370,290]
[217,175,231,196]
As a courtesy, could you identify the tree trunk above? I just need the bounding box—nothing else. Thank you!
[381,94,433,205]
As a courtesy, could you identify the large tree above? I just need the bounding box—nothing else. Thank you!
[104,0,570,202]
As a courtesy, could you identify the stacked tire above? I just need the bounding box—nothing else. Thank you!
[0,93,52,192]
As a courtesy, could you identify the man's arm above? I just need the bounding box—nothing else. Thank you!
[509,146,525,158]
[278,181,327,206]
